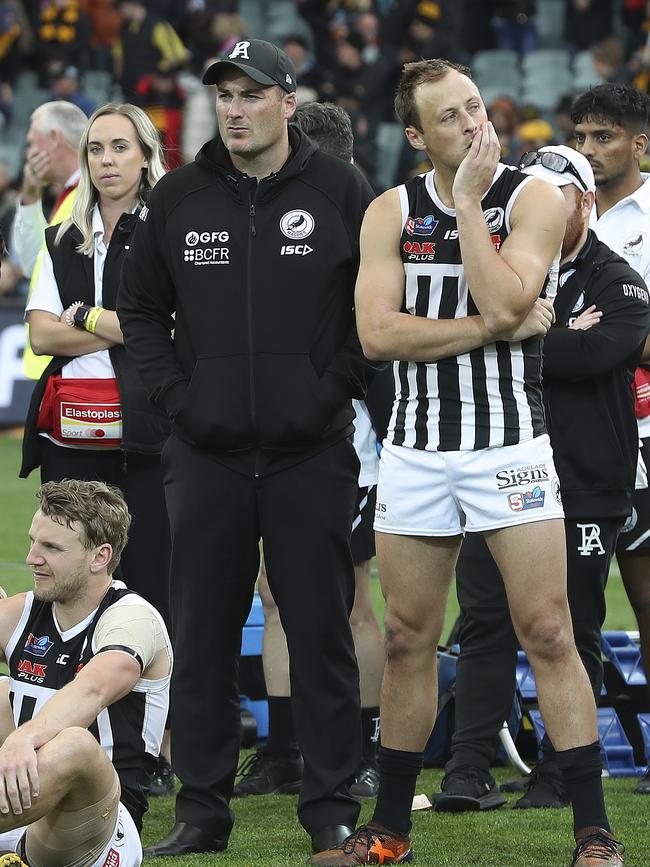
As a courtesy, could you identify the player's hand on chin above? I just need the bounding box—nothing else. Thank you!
[452,122,501,205]
[0,731,39,816]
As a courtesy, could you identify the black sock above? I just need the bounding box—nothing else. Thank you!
[266,696,298,753]
[556,741,610,835]
[361,707,380,760]
[372,745,423,837]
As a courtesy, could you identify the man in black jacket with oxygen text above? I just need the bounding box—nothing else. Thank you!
[118,39,375,859]
[431,146,650,861]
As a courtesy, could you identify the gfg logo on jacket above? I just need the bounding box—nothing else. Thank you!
[184,229,230,266]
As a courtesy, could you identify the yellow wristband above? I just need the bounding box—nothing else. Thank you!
[85,307,104,334]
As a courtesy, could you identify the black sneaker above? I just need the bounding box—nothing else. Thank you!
[350,759,379,798]
[499,771,532,793]
[150,756,176,797]
[513,763,568,809]
[233,747,303,796]
[430,765,507,812]
[633,767,650,795]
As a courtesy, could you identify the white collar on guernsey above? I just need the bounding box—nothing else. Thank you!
[602,172,650,214]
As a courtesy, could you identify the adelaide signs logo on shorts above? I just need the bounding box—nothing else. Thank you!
[183,229,230,265]
[280,210,315,240]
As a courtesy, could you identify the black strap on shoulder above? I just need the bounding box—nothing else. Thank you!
[96,644,144,673]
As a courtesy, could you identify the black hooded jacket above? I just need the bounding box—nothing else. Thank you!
[118,127,375,476]
[543,230,650,519]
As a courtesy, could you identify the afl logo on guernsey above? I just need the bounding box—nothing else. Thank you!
[406,215,438,236]
[280,210,315,240]
[25,634,53,657]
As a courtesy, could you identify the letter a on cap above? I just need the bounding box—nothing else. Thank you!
[229,41,250,60]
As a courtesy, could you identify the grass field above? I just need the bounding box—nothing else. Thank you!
[0,432,648,866]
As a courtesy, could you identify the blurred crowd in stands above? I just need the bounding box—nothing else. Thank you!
[1,0,650,305]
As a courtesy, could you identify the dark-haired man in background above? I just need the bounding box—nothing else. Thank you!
[573,84,650,795]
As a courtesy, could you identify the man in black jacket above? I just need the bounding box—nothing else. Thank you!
[117,39,375,858]
[432,146,650,846]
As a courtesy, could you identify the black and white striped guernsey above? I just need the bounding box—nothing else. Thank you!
[388,163,553,452]
[6,582,170,831]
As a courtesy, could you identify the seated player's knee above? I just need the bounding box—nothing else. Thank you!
[53,727,103,769]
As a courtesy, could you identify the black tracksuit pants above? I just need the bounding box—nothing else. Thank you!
[162,434,362,839]
[40,439,171,630]
[447,518,622,772]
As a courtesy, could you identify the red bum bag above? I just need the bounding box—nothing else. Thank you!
[37,375,122,447]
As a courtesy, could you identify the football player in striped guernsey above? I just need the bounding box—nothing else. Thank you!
[311,60,621,867]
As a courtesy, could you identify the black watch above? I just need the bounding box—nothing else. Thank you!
[73,304,92,329]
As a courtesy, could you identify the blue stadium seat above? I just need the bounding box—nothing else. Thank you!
[529,707,646,777]
[522,48,571,75]
[240,593,268,740]
[601,631,647,687]
[472,50,519,75]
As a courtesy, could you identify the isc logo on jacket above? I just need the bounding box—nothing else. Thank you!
[280,244,313,256]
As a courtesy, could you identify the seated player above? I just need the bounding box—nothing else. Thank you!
[0,478,172,867]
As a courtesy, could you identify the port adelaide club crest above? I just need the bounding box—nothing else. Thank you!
[279,210,315,257]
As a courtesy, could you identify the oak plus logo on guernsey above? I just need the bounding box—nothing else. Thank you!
[183,229,230,266]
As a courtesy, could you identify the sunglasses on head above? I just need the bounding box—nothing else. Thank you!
[519,150,588,192]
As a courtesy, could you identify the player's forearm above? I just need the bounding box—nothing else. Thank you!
[455,197,528,333]
[359,308,495,362]
[12,681,106,751]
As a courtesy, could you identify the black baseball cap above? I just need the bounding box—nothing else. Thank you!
[202,39,297,93]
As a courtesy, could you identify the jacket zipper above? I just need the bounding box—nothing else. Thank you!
[247,184,260,477]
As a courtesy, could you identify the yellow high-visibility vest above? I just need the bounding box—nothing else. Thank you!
[23,188,77,379]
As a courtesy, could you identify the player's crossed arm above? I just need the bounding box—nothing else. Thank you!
[354,189,552,364]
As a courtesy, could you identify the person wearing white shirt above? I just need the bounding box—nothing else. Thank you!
[11,101,86,279]
[573,82,650,796]
[18,103,172,666]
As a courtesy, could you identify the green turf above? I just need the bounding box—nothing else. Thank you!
[1,433,648,865]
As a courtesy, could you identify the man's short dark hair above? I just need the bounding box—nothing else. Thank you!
[293,102,354,162]
[395,58,471,130]
[571,84,650,134]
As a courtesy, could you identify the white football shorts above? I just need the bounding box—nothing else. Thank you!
[374,434,564,536]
